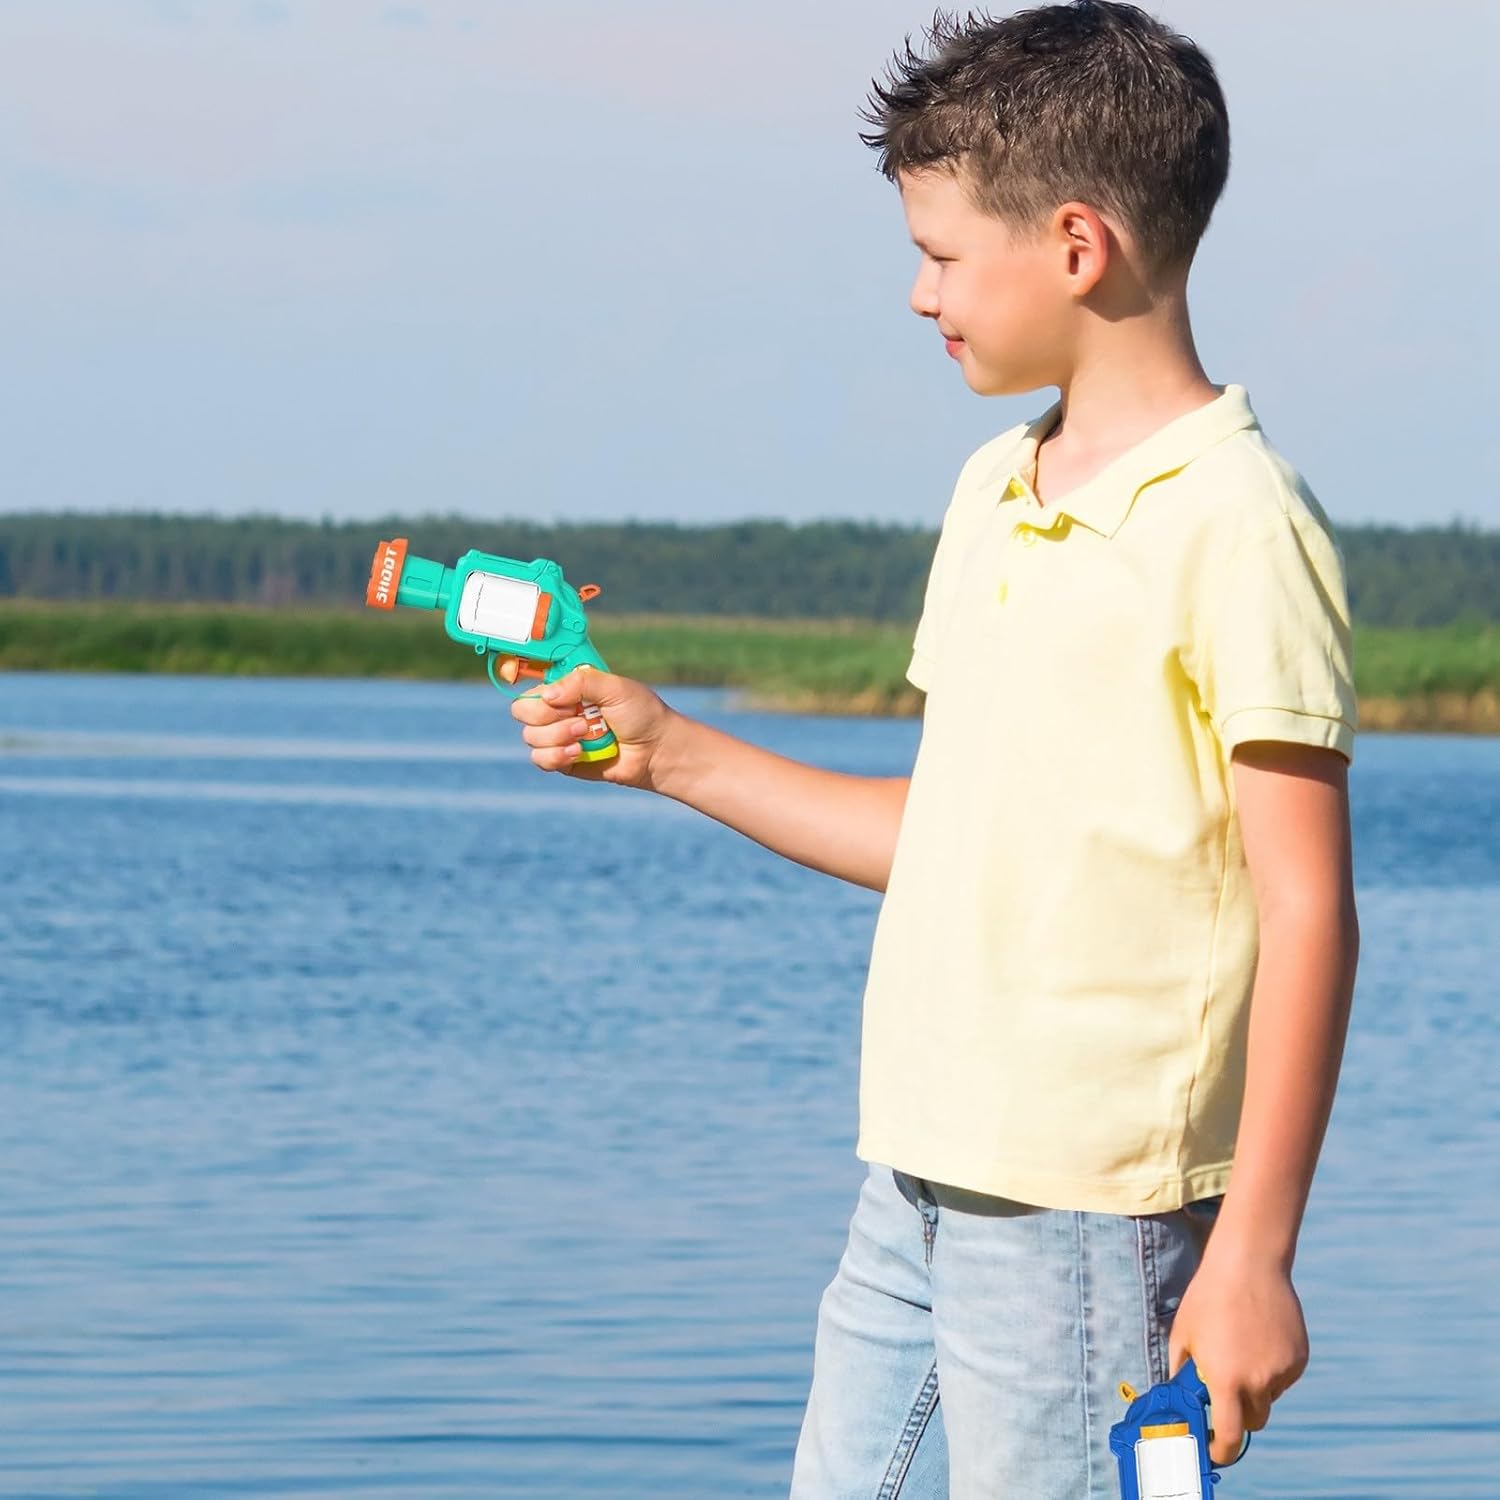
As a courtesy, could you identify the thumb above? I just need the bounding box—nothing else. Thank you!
[542,663,619,707]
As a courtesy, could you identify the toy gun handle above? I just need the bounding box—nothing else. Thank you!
[486,640,618,764]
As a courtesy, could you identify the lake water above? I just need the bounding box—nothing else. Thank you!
[0,673,1495,1499]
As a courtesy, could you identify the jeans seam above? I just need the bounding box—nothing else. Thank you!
[1137,1214,1165,1386]
[877,1361,940,1500]
[1076,1212,1094,1497]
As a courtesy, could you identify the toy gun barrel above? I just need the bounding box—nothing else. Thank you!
[363,536,619,763]
[366,539,452,612]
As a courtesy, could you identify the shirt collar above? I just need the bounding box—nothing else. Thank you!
[984,384,1260,538]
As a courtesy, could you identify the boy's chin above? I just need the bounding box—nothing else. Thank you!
[959,359,1039,399]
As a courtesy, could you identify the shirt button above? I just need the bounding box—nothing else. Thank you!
[1018,528,1037,548]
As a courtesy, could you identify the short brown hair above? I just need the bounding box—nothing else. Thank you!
[861,3,1230,271]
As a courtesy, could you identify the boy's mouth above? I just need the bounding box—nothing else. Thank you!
[943,335,965,356]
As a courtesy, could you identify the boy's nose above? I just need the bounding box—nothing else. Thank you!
[909,265,940,319]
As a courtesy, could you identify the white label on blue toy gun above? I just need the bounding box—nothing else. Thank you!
[1135,1423,1203,1500]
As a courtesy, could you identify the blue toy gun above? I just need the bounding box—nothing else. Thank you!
[1109,1358,1251,1498]
[365,537,618,762]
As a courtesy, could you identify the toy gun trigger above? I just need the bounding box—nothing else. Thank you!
[484,651,546,699]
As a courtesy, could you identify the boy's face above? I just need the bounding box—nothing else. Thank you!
[898,166,1072,397]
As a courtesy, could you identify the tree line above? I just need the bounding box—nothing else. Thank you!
[0,511,1495,627]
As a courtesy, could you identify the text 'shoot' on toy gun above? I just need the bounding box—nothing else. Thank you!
[364,537,618,763]
[1109,1358,1251,1499]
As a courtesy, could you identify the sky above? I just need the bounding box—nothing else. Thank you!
[1,0,1495,529]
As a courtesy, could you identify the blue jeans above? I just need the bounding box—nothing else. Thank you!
[790,1164,1221,1499]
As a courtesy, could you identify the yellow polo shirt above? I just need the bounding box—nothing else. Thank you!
[856,385,1356,1215]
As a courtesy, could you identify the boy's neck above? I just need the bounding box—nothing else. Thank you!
[1033,311,1220,505]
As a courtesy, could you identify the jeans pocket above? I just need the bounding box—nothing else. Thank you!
[1135,1214,1171,1386]
[1182,1194,1224,1223]
[1180,1194,1224,1254]
[1139,1199,1222,1386]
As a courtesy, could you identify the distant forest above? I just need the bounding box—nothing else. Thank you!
[1,512,1495,627]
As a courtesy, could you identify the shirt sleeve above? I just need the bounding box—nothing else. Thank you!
[1183,498,1358,763]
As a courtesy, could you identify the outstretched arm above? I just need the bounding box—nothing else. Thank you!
[509,662,912,892]
[651,711,910,893]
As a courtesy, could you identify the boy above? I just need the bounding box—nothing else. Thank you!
[506,3,1360,1494]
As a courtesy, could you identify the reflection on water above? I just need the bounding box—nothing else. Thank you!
[0,728,529,761]
[0,774,661,813]
[1,674,1496,1498]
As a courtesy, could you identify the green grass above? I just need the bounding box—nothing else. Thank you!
[0,601,1495,723]
[1353,624,1499,699]
[0,602,921,703]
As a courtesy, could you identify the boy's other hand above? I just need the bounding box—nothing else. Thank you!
[501,659,678,790]
[1167,1244,1309,1466]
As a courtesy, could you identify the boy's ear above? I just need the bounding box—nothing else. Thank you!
[1052,201,1112,297]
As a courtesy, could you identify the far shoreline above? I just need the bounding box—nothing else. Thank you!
[1,661,1496,737]
[1,600,1496,736]
[743,687,1498,733]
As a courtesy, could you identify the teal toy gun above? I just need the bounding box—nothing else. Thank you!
[1109,1358,1250,1498]
[365,537,618,763]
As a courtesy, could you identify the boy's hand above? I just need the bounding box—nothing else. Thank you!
[1167,1242,1309,1466]
[501,658,678,790]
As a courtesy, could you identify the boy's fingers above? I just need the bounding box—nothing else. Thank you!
[1243,1380,1275,1432]
[531,744,584,773]
[521,717,592,751]
[1208,1386,1248,1467]
[510,677,581,725]
[511,664,623,734]
[511,695,568,726]
[542,663,621,707]
[497,655,521,684]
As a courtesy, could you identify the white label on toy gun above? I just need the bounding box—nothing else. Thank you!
[1136,1434,1203,1500]
[457,572,540,642]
